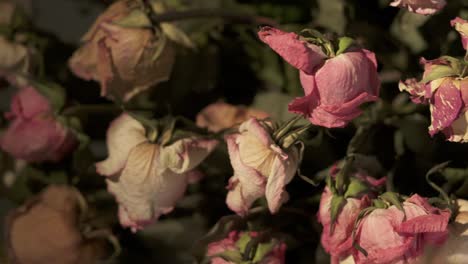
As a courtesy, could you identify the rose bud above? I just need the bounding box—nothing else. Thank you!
[352,194,450,264]
[451,17,468,50]
[6,185,110,264]
[225,118,300,216]
[69,0,176,102]
[96,113,218,232]
[399,57,468,142]
[258,27,380,128]
[0,87,77,162]
[317,164,386,263]
[206,231,286,264]
[389,0,446,15]
[196,102,269,132]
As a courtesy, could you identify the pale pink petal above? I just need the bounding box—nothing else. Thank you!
[95,113,147,176]
[160,138,218,174]
[225,135,266,215]
[107,143,188,229]
[258,27,326,74]
[265,147,299,214]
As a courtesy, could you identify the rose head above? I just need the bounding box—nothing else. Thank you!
[400,57,468,142]
[96,113,218,232]
[258,27,380,128]
[318,187,370,262]
[317,165,385,262]
[69,0,176,102]
[6,185,109,264]
[451,17,468,50]
[0,87,77,162]
[389,0,446,15]
[196,102,269,133]
[206,231,286,264]
[225,118,300,216]
[352,194,450,264]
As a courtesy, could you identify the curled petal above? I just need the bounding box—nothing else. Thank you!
[428,79,463,136]
[451,17,468,50]
[265,147,299,214]
[96,114,147,176]
[389,0,446,15]
[258,27,326,74]
[160,138,218,174]
[107,143,188,230]
[225,135,266,215]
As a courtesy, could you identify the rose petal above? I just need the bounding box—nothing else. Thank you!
[95,113,147,176]
[258,27,326,74]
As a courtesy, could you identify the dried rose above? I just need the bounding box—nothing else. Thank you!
[96,113,218,231]
[69,0,176,102]
[399,57,468,142]
[352,195,450,264]
[225,118,300,215]
[258,27,380,128]
[6,185,110,264]
[0,87,77,162]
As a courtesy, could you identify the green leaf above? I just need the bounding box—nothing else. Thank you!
[252,242,275,262]
[329,195,346,234]
[336,37,354,55]
[344,179,368,198]
[253,92,309,125]
[379,192,404,212]
[420,65,458,83]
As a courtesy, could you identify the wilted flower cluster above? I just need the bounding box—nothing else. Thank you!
[2,0,468,263]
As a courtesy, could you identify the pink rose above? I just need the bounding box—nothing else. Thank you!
[318,187,371,263]
[352,194,450,264]
[317,166,386,263]
[225,118,300,216]
[400,58,468,142]
[258,27,380,128]
[389,0,446,15]
[207,231,286,264]
[196,102,269,133]
[96,113,217,231]
[0,87,77,162]
[69,0,176,102]
[451,17,468,50]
